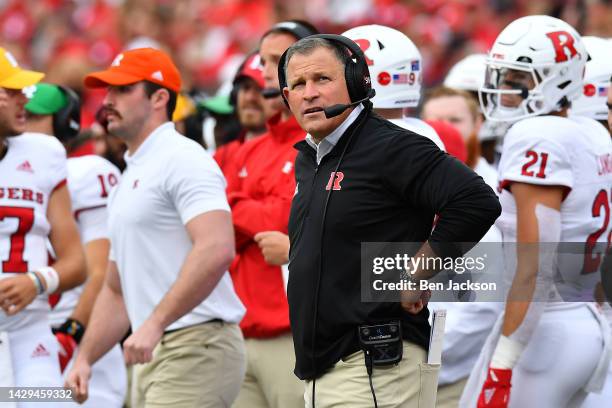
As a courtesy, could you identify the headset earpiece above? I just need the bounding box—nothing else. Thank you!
[278,34,372,109]
[52,86,81,143]
[230,56,250,107]
[278,51,290,109]
[229,86,238,107]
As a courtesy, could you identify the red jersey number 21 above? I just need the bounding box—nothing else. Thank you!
[583,189,612,274]
[0,206,34,273]
[521,150,549,178]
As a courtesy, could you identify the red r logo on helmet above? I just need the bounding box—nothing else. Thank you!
[352,39,374,66]
[545,31,578,63]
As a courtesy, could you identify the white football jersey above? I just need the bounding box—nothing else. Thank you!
[0,133,67,331]
[50,155,120,325]
[67,155,120,226]
[474,157,498,194]
[390,117,446,152]
[496,115,612,299]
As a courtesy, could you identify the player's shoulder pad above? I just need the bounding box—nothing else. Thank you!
[390,118,446,152]
[67,155,121,212]
[499,116,575,188]
[67,155,120,178]
[506,116,577,147]
[569,115,612,144]
[18,131,66,157]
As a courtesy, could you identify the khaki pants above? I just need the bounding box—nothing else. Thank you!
[436,377,467,408]
[304,341,440,408]
[132,322,246,408]
[232,333,304,408]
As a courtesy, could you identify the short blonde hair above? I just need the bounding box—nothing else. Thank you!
[423,86,482,169]
[424,86,480,123]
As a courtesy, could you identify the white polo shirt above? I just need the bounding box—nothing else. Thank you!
[108,122,245,331]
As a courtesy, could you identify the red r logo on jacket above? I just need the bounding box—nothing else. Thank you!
[325,172,344,191]
[545,31,578,62]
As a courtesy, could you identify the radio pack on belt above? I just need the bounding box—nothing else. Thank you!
[357,321,403,367]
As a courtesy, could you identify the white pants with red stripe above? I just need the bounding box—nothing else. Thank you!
[461,303,609,408]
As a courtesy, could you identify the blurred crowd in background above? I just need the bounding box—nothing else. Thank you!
[1,0,610,133]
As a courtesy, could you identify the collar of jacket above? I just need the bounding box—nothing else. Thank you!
[293,104,371,164]
[267,112,304,143]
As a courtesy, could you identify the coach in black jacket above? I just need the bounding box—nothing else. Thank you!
[281,35,501,407]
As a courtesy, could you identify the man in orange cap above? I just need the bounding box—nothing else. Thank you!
[66,48,246,407]
[0,47,86,394]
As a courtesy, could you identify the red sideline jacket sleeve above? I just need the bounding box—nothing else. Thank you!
[228,190,293,237]
[214,138,244,193]
[213,139,251,249]
[227,115,304,240]
[227,114,305,338]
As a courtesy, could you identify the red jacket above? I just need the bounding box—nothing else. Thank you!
[227,113,304,338]
[213,136,244,177]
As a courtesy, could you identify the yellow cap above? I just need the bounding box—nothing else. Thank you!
[0,48,44,89]
[172,93,196,122]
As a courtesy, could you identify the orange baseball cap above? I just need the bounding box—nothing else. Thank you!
[84,48,181,92]
[0,47,44,89]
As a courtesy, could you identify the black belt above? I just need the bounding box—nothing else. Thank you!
[163,318,224,335]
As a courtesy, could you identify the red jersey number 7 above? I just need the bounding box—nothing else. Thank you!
[1,206,35,273]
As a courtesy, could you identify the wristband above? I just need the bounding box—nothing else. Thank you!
[54,318,86,344]
[490,335,525,369]
[27,272,44,295]
[36,266,60,294]
[402,269,426,290]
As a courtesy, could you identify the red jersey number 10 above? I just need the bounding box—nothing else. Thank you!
[97,173,119,198]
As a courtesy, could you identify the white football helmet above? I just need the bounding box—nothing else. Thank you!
[444,54,487,93]
[342,24,422,108]
[570,36,612,121]
[479,15,588,122]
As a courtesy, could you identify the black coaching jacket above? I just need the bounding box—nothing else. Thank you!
[287,105,501,380]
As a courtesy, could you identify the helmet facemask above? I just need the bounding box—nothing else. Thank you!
[481,59,539,121]
[479,16,587,122]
